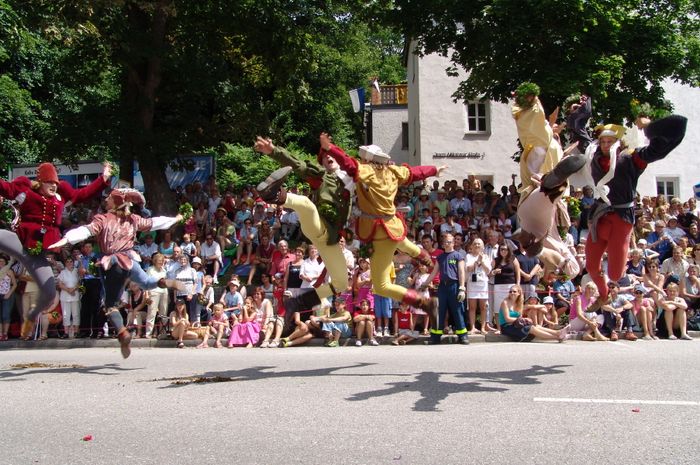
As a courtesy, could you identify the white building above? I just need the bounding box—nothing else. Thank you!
[370,44,699,201]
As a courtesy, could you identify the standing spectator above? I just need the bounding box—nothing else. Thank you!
[465,238,492,334]
[408,263,432,335]
[353,257,373,312]
[145,253,169,338]
[449,188,471,216]
[57,257,81,339]
[283,247,305,292]
[440,212,463,236]
[269,240,295,279]
[0,256,17,341]
[426,233,468,344]
[491,244,521,333]
[123,281,149,339]
[173,255,198,325]
[516,244,541,298]
[338,236,355,275]
[200,233,223,283]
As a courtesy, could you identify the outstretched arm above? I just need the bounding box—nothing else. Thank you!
[566,95,593,153]
[319,133,359,178]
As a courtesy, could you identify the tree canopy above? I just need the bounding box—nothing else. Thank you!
[0,0,404,208]
[390,0,700,121]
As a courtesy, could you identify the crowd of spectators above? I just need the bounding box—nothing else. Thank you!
[1,172,699,346]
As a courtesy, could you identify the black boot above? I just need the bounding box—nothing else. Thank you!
[257,166,292,204]
[283,288,322,315]
[540,154,587,194]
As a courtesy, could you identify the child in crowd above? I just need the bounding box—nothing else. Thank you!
[541,296,558,327]
[353,298,378,346]
[321,297,352,347]
[198,303,229,348]
[228,296,260,348]
[374,294,393,338]
[409,262,431,335]
[392,302,418,345]
[220,279,243,323]
[354,257,373,310]
[522,294,548,326]
[180,233,197,257]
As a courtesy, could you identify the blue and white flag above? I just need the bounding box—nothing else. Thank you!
[349,87,365,113]
[694,182,700,199]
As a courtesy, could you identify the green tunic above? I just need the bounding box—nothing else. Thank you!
[269,147,351,245]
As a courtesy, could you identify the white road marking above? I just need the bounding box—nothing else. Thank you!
[533,397,700,406]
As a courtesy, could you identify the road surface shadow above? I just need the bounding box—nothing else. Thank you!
[347,364,571,411]
[0,362,141,381]
[151,362,381,388]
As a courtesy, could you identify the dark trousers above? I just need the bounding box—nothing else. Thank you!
[431,280,467,342]
[602,309,633,336]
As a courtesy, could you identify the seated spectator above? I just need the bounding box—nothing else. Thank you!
[688,242,700,266]
[159,231,176,260]
[197,303,229,348]
[636,238,659,261]
[626,248,646,277]
[213,208,236,254]
[686,222,700,247]
[136,234,158,270]
[552,273,575,319]
[353,298,377,346]
[680,264,700,312]
[599,282,637,341]
[180,233,198,258]
[391,302,418,345]
[247,234,275,286]
[228,296,260,348]
[256,286,282,348]
[661,246,689,286]
[201,233,223,283]
[647,220,673,262]
[279,208,299,241]
[570,282,608,341]
[664,216,686,244]
[655,283,692,340]
[220,279,243,322]
[170,298,200,348]
[320,296,352,347]
[280,298,330,347]
[630,284,658,340]
[522,294,548,326]
[0,256,17,341]
[499,285,568,342]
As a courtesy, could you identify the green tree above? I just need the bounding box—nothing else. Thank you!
[389,0,700,120]
[3,1,404,212]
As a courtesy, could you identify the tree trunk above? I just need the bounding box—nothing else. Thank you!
[118,0,175,213]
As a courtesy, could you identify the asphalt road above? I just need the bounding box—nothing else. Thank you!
[1,341,698,465]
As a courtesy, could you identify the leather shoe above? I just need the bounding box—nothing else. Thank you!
[256,166,292,204]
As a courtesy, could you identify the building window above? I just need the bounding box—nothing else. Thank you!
[401,122,409,150]
[656,177,678,201]
[465,101,489,134]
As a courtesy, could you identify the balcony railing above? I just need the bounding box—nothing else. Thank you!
[372,84,408,106]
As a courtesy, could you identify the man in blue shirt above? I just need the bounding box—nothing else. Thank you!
[425,233,469,345]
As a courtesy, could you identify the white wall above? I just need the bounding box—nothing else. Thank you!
[371,106,409,166]
[411,51,519,190]
[634,80,700,201]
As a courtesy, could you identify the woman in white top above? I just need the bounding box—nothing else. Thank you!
[465,238,492,334]
[57,257,81,339]
[145,253,168,338]
[299,245,324,289]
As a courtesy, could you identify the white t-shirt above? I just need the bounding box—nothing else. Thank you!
[58,268,81,302]
[300,257,325,289]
